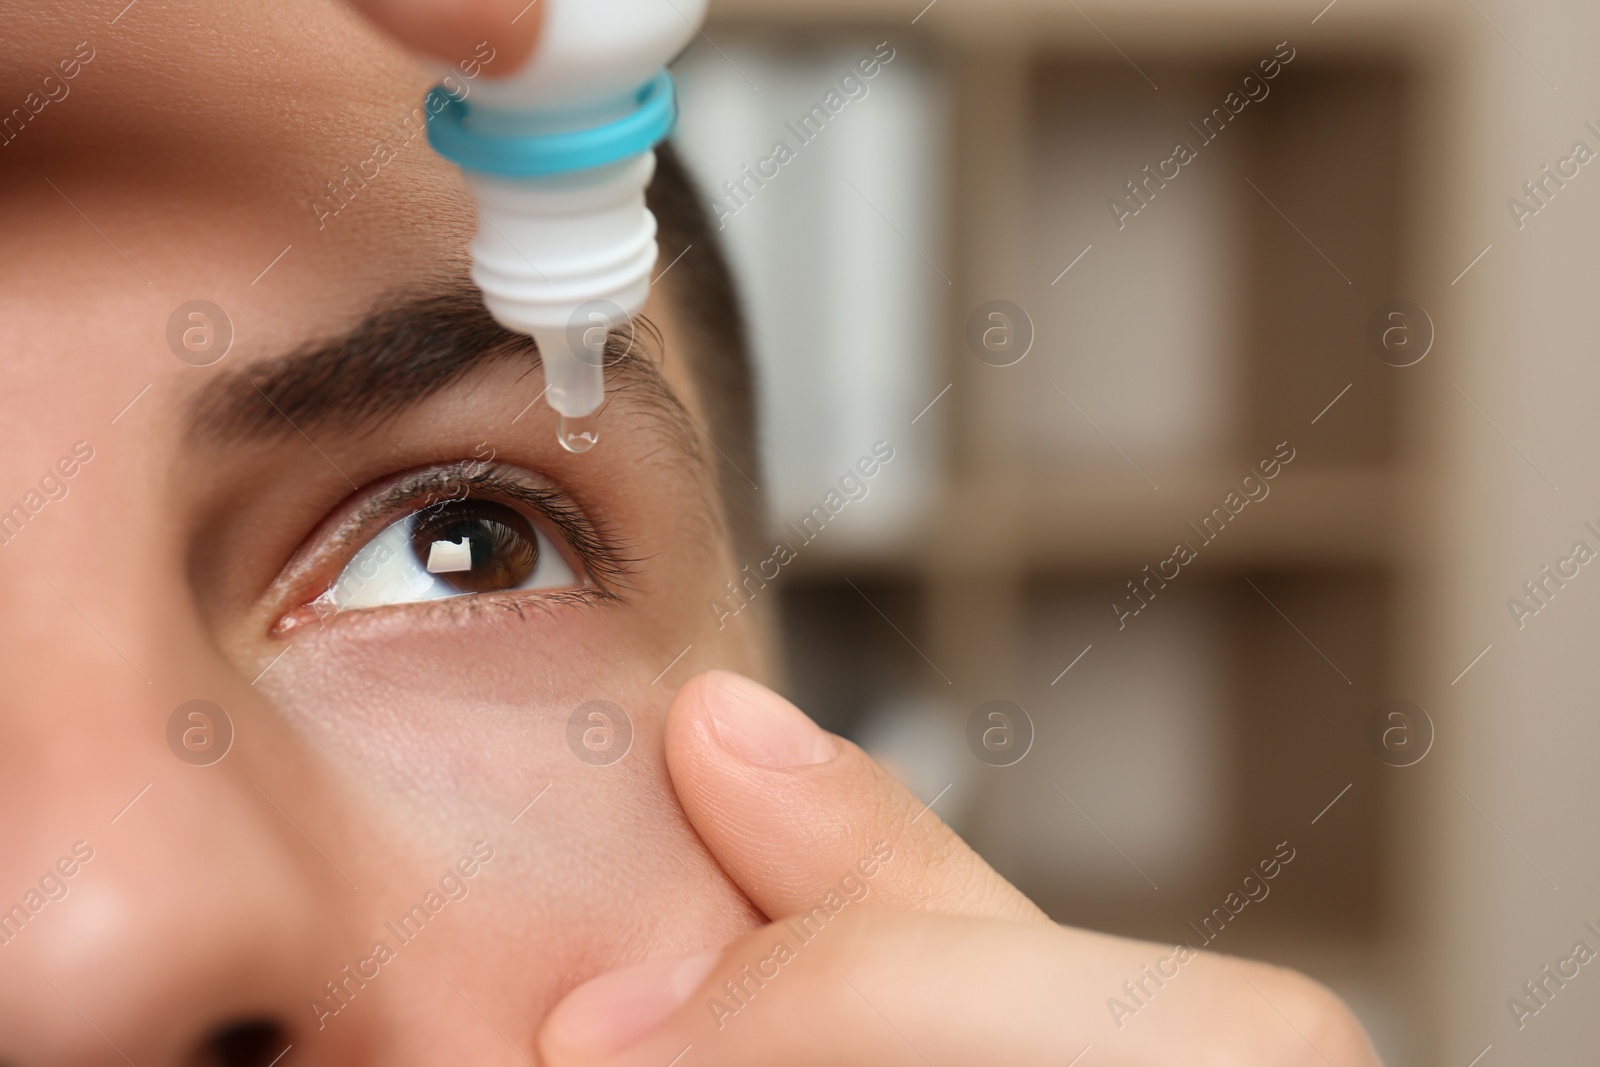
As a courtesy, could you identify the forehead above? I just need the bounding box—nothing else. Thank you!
[0,2,438,372]
[1,0,454,251]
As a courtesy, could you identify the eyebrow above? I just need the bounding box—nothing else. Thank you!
[186,287,699,456]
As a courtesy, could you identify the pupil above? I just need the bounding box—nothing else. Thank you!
[410,499,540,594]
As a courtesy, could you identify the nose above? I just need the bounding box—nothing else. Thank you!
[0,567,368,1065]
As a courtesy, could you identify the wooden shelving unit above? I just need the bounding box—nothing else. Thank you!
[681,3,1461,1062]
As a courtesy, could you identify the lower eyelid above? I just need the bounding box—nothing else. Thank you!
[272,584,614,636]
[429,586,615,622]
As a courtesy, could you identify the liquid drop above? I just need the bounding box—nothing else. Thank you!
[557,413,600,453]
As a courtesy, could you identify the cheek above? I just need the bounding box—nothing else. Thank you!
[259,613,671,824]
[253,612,762,1004]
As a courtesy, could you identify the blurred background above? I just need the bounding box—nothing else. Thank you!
[669,0,1600,1063]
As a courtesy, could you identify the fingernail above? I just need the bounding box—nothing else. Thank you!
[707,670,837,768]
[545,950,719,1058]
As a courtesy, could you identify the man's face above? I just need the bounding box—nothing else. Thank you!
[0,2,767,1062]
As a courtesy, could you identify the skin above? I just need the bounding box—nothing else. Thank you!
[0,1,1382,1064]
[0,2,763,1063]
[345,0,544,74]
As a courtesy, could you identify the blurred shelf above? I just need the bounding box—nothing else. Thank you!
[684,18,1442,1063]
[785,466,1395,576]
[710,0,1450,53]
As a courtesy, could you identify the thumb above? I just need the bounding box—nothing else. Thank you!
[343,0,543,74]
[664,670,1046,925]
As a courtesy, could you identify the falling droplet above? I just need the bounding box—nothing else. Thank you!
[557,413,600,454]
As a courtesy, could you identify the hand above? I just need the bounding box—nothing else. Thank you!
[538,671,1382,1066]
[342,0,543,73]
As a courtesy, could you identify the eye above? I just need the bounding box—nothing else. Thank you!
[267,460,631,634]
[314,495,580,614]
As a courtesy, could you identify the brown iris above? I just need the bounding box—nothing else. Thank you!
[408,499,541,594]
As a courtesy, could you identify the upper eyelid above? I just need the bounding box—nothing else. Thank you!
[320,461,494,555]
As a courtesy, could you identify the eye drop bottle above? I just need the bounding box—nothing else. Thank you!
[425,0,708,451]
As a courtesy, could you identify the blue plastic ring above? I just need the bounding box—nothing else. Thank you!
[425,69,677,177]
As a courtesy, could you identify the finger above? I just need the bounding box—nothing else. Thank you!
[342,0,542,74]
[539,910,1383,1067]
[663,670,1046,925]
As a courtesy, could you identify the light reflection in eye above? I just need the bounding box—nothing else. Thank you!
[314,497,579,614]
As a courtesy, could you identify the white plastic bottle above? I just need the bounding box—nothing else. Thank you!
[426,0,708,451]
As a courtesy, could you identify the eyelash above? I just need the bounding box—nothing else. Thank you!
[290,461,639,626]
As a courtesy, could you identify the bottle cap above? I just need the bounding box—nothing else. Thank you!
[425,69,677,177]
